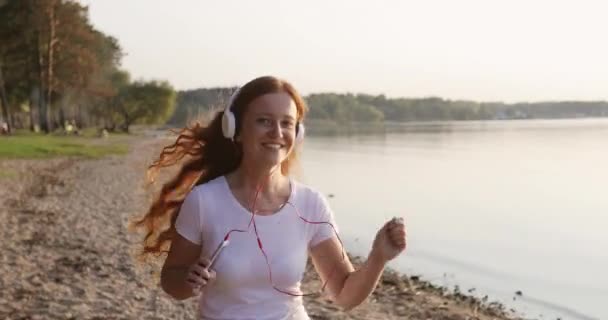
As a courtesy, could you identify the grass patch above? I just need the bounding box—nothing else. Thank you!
[0,135,129,159]
[0,169,18,179]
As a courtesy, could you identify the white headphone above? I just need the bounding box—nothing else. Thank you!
[221,87,305,143]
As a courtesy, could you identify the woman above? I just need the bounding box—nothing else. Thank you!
[134,76,406,319]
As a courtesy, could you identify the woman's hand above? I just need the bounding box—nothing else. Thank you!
[186,257,216,294]
[371,217,407,263]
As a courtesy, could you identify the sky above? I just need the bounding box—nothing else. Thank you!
[84,0,608,103]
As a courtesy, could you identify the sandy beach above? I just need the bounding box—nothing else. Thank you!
[0,136,521,320]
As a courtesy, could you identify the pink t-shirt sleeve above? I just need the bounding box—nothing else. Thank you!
[175,188,202,245]
[309,191,339,248]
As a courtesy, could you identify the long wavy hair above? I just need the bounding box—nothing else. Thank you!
[131,76,308,261]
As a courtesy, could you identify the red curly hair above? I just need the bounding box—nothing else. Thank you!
[131,76,308,260]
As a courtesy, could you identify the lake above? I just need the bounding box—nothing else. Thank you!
[300,118,608,320]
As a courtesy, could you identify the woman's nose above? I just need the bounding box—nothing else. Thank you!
[268,121,283,138]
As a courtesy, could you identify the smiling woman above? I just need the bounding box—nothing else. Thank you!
[131,75,407,320]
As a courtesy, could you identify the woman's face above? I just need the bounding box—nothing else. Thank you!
[237,91,299,169]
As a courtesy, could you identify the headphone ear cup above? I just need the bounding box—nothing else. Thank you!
[296,123,305,143]
[222,111,236,139]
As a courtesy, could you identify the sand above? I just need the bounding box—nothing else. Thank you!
[0,136,521,320]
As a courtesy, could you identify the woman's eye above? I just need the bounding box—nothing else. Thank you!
[281,121,294,128]
[256,118,272,126]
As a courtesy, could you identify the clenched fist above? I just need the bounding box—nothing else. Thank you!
[371,217,407,262]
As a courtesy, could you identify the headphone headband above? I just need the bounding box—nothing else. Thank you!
[224,87,241,114]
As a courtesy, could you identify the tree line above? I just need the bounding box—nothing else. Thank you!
[0,0,175,134]
[168,88,608,126]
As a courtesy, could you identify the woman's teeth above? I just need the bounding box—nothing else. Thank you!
[262,143,282,150]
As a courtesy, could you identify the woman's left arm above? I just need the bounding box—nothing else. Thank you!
[309,218,406,311]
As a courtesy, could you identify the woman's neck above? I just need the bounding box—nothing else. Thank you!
[229,164,288,197]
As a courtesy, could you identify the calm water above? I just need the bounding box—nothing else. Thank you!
[300,118,608,320]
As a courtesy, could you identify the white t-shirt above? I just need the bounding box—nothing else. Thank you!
[175,175,338,320]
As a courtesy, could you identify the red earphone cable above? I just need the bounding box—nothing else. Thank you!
[219,174,345,297]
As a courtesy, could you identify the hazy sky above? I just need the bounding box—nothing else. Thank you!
[85,0,608,103]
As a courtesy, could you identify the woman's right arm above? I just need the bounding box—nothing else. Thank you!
[161,233,213,300]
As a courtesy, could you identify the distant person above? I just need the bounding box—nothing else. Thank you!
[133,76,406,319]
[70,119,80,135]
[0,121,8,135]
[65,120,74,135]
[99,128,109,139]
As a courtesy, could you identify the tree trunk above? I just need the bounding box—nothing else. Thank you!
[26,19,39,132]
[121,109,130,133]
[44,2,57,133]
[35,30,49,133]
[76,102,83,128]
[29,86,39,132]
[0,62,13,133]
[10,112,19,129]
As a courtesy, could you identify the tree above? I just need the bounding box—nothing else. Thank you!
[0,0,28,132]
[115,80,176,133]
[0,62,12,132]
[0,0,127,132]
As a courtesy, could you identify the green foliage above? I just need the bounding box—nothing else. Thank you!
[115,80,176,132]
[0,0,175,133]
[306,93,384,123]
[167,87,233,125]
[170,88,608,126]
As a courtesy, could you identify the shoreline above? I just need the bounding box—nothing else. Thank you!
[302,254,520,320]
[0,136,521,319]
